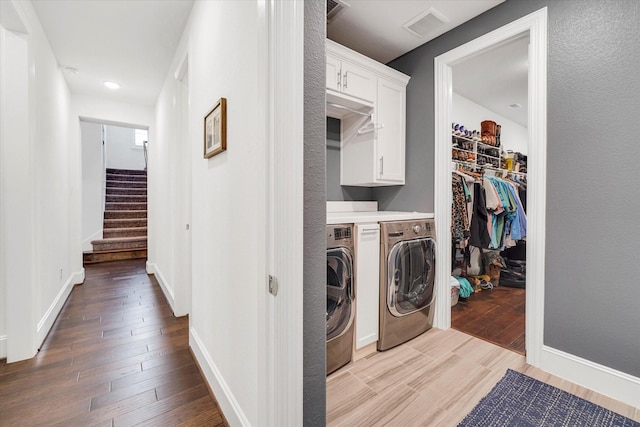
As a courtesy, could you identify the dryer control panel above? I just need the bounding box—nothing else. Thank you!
[381,219,436,246]
[327,224,354,248]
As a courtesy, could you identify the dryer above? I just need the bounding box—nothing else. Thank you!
[326,224,355,375]
[378,219,436,351]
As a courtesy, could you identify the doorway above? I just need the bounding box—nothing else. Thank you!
[433,8,547,366]
[449,34,529,354]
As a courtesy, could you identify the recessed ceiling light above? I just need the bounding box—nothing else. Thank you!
[509,103,522,108]
[104,81,120,90]
[63,66,79,75]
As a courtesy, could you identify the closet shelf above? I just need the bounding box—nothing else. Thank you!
[452,129,528,177]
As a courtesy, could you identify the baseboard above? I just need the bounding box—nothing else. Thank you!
[0,335,6,359]
[36,269,85,347]
[540,345,640,408]
[190,328,251,427]
[145,262,175,314]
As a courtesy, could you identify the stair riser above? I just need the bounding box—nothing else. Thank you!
[92,240,147,251]
[104,219,147,228]
[106,168,146,176]
[106,173,147,182]
[106,203,147,211]
[83,249,147,264]
[106,181,147,188]
[103,228,147,239]
[106,188,147,196]
[104,210,147,220]
[106,195,147,203]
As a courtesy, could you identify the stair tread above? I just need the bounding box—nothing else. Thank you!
[91,236,147,244]
[103,226,147,231]
[106,168,146,174]
[83,247,147,255]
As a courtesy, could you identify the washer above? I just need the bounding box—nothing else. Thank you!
[326,224,355,375]
[378,219,436,351]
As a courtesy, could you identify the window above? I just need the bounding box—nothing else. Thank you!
[134,129,148,147]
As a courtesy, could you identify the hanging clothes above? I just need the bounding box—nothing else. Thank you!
[451,174,471,243]
[469,182,491,248]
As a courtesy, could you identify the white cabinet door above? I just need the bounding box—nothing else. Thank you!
[326,54,341,92]
[341,60,375,103]
[354,223,380,349]
[375,78,406,184]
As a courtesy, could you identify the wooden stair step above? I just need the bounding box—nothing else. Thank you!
[106,180,147,188]
[103,227,147,238]
[82,248,147,264]
[103,218,147,228]
[104,210,147,220]
[106,168,146,176]
[105,202,147,211]
[91,236,147,251]
[106,194,147,203]
[106,187,147,196]
[106,173,147,182]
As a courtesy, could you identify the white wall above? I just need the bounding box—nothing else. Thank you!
[105,125,146,171]
[153,1,265,424]
[0,0,83,361]
[453,92,528,154]
[81,121,104,251]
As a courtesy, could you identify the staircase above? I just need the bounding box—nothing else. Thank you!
[83,168,148,264]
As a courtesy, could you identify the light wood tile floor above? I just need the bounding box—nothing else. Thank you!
[327,328,640,426]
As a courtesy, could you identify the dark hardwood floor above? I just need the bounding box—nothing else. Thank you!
[0,259,228,426]
[451,284,526,354]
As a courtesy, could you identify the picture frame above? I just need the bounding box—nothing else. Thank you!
[204,97,227,158]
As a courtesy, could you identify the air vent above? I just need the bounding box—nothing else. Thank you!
[327,0,350,24]
[403,7,450,38]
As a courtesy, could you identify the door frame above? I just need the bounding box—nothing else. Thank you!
[433,8,547,367]
[172,51,191,317]
[257,0,305,425]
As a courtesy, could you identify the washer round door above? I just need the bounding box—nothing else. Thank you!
[386,238,436,317]
[326,247,353,340]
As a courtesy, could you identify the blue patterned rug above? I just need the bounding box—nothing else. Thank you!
[459,369,640,426]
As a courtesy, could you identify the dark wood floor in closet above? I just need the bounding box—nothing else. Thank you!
[451,285,526,354]
[0,259,228,426]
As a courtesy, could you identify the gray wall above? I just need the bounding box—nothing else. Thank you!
[303,1,326,425]
[326,117,374,201]
[380,0,640,377]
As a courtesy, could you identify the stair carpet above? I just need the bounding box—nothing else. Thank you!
[83,168,147,264]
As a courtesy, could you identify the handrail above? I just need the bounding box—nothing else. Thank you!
[143,140,148,171]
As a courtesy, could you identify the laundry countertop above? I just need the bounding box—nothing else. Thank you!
[326,210,434,225]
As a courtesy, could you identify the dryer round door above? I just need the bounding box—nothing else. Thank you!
[386,238,436,317]
[326,247,353,340]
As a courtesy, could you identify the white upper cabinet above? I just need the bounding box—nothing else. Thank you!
[375,78,406,184]
[326,54,342,92]
[327,50,375,103]
[326,39,410,187]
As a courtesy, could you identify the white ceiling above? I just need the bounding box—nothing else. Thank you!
[328,0,504,64]
[31,0,194,107]
[30,0,526,124]
[453,35,529,127]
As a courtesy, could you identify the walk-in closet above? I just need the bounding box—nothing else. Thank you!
[449,35,529,354]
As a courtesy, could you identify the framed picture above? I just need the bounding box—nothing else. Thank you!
[204,97,227,158]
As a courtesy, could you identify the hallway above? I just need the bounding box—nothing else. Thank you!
[0,260,227,426]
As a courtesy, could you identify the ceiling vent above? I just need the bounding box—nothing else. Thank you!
[403,7,450,38]
[327,0,350,24]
